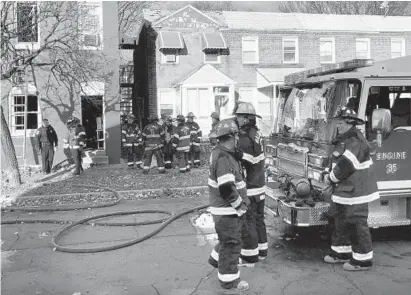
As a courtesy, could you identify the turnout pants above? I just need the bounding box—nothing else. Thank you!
[164,153,173,169]
[330,203,373,267]
[241,202,259,263]
[71,148,83,175]
[127,145,143,167]
[176,151,190,173]
[63,147,75,165]
[256,198,268,257]
[190,145,201,167]
[41,143,54,173]
[143,148,165,173]
[208,215,245,289]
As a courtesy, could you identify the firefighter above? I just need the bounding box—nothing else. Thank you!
[162,116,174,134]
[172,115,191,173]
[122,113,143,169]
[208,112,220,146]
[142,114,165,174]
[63,117,86,176]
[234,102,267,261]
[186,112,202,168]
[36,118,58,174]
[323,106,379,271]
[162,116,174,169]
[207,118,250,291]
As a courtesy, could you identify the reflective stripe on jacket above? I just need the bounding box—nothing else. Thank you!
[330,127,379,205]
[239,126,266,199]
[142,123,164,149]
[172,124,191,152]
[122,122,142,145]
[208,145,247,215]
[65,124,86,149]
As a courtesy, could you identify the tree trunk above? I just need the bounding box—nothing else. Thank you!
[1,105,22,186]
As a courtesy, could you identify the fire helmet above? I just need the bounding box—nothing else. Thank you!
[210,112,220,120]
[186,112,195,118]
[215,119,239,138]
[234,102,262,118]
[127,113,135,120]
[149,114,159,122]
[176,115,185,123]
[333,105,365,125]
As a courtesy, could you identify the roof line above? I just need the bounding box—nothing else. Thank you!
[153,4,220,26]
[180,64,235,85]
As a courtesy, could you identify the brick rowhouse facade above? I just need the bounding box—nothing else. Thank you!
[1,1,121,168]
[135,5,411,136]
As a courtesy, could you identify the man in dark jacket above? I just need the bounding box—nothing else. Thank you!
[36,119,58,174]
[209,112,220,146]
[122,113,143,168]
[323,106,379,271]
[186,112,202,168]
[234,102,267,261]
[142,115,165,174]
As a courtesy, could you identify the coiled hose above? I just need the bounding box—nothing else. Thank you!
[1,184,208,253]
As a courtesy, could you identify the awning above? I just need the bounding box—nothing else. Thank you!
[158,31,184,49]
[119,34,138,46]
[201,32,227,50]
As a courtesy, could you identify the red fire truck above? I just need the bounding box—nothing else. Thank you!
[263,56,411,228]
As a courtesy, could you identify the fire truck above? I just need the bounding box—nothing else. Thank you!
[263,56,411,228]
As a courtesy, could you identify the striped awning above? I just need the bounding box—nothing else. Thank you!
[158,31,184,49]
[201,32,227,50]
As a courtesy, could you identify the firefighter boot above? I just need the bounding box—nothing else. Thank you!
[238,258,255,268]
[343,261,371,271]
[324,255,350,264]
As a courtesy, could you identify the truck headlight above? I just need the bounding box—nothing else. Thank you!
[307,168,323,182]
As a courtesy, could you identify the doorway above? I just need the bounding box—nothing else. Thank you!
[81,96,104,150]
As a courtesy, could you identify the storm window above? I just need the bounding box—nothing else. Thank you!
[242,36,259,64]
[320,38,335,64]
[283,37,299,64]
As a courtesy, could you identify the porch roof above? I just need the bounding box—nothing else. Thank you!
[181,64,235,86]
[256,68,305,88]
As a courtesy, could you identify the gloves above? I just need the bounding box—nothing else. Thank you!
[54,146,58,152]
[321,184,334,201]
[234,149,244,161]
[323,173,332,185]
[236,203,247,217]
[243,196,251,206]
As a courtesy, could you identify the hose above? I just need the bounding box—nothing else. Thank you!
[1,183,209,253]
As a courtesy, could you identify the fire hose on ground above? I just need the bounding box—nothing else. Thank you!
[1,184,209,253]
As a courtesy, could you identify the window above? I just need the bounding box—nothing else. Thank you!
[204,50,220,64]
[282,37,299,64]
[242,37,259,64]
[79,1,103,50]
[10,95,40,135]
[159,91,175,117]
[320,38,335,64]
[391,38,405,58]
[356,38,370,59]
[238,87,255,104]
[161,49,179,64]
[120,65,134,84]
[16,2,39,50]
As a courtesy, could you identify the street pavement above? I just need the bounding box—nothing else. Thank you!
[1,197,411,295]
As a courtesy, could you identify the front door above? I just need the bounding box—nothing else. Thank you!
[81,96,104,150]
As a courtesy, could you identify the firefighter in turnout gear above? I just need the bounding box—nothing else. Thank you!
[122,113,143,168]
[162,116,174,169]
[209,112,220,146]
[234,102,268,261]
[142,115,166,174]
[172,115,191,173]
[36,119,58,174]
[63,117,86,176]
[207,119,250,291]
[186,112,202,168]
[323,106,379,271]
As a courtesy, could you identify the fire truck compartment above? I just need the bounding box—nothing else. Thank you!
[265,186,411,228]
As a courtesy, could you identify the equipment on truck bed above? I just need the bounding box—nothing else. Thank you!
[263,56,411,228]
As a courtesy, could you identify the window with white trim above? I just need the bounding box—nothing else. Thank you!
[282,37,299,64]
[161,49,179,64]
[158,90,175,117]
[187,88,210,119]
[10,95,40,135]
[204,50,220,64]
[320,38,335,64]
[79,1,103,50]
[242,36,259,64]
[16,2,40,50]
[356,38,370,59]
[391,38,405,58]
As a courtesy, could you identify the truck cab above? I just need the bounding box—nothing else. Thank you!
[263,57,411,228]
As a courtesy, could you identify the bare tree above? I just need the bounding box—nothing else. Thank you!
[1,1,114,186]
[278,1,411,16]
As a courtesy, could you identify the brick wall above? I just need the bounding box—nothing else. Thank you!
[153,29,411,91]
